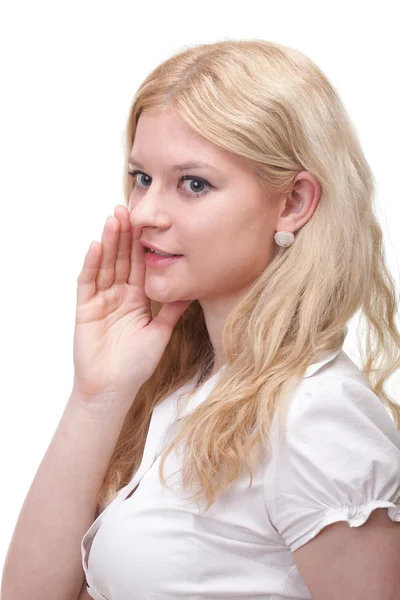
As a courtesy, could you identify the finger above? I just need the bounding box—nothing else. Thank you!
[149,300,194,342]
[113,205,133,284]
[96,216,120,291]
[127,220,146,288]
[76,240,102,306]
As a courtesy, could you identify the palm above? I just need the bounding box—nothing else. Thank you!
[72,205,192,399]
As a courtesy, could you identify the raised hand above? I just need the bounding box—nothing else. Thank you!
[72,204,193,401]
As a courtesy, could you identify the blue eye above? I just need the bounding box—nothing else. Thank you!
[127,170,213,198]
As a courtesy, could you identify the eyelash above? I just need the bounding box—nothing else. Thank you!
[127,170,213,198]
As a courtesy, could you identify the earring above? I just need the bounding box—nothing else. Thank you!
[274,231,294,247]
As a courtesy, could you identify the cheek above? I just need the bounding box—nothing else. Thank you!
[181,221,215,250]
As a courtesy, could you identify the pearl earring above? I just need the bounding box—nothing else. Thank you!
[274,231,294,247]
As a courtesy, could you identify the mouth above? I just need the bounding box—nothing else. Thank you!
[145,247,183,257]
[144,251,184,268]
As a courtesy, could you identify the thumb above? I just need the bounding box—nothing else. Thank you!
[148,299,194,338]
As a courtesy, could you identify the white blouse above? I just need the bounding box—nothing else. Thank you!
[81,344,400,599]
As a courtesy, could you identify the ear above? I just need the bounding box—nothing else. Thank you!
[276,170,321,234]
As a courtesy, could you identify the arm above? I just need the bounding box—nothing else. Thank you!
[292,507,400,600]
[1,389,136,600]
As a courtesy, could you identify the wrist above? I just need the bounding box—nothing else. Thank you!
[68,388,137,420]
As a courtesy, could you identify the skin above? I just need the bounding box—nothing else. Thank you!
[128,108,321,376]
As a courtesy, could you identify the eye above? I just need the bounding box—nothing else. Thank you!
[127,170,213,199]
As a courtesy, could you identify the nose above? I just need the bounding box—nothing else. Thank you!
[129,186,172,231]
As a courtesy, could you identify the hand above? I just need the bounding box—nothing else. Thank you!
[72,204,193,401]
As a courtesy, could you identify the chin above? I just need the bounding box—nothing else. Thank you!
[144,284,180,304]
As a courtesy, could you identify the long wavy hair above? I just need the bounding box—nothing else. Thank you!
[97,39,400,514]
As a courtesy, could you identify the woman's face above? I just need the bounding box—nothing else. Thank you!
[128,109,283,308]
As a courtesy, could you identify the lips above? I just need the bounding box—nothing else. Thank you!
[141,241,182,256]
[147,249,179,257]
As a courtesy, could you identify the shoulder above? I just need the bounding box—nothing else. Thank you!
[285,349,398,442]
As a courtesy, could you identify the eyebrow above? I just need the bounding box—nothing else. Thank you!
[128,157,221,174]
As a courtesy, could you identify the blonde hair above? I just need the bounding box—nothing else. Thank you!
[98,39,400,513]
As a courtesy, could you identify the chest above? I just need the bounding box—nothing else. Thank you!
[85,443,292,600]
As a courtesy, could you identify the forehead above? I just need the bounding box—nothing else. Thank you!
[131,109,255,177]
[133,110,211,154]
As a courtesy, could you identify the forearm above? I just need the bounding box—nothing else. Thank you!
[1,389,136,600]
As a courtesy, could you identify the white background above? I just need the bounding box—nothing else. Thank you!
[1,0,399,580]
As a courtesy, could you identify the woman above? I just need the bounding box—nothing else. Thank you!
[3,39,400,600]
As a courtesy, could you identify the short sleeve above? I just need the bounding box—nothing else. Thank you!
[264,376,400,553]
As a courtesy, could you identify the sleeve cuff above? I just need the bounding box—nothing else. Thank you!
[290,500,400,552]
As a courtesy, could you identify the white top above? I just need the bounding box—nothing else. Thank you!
[81,343,400,600]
